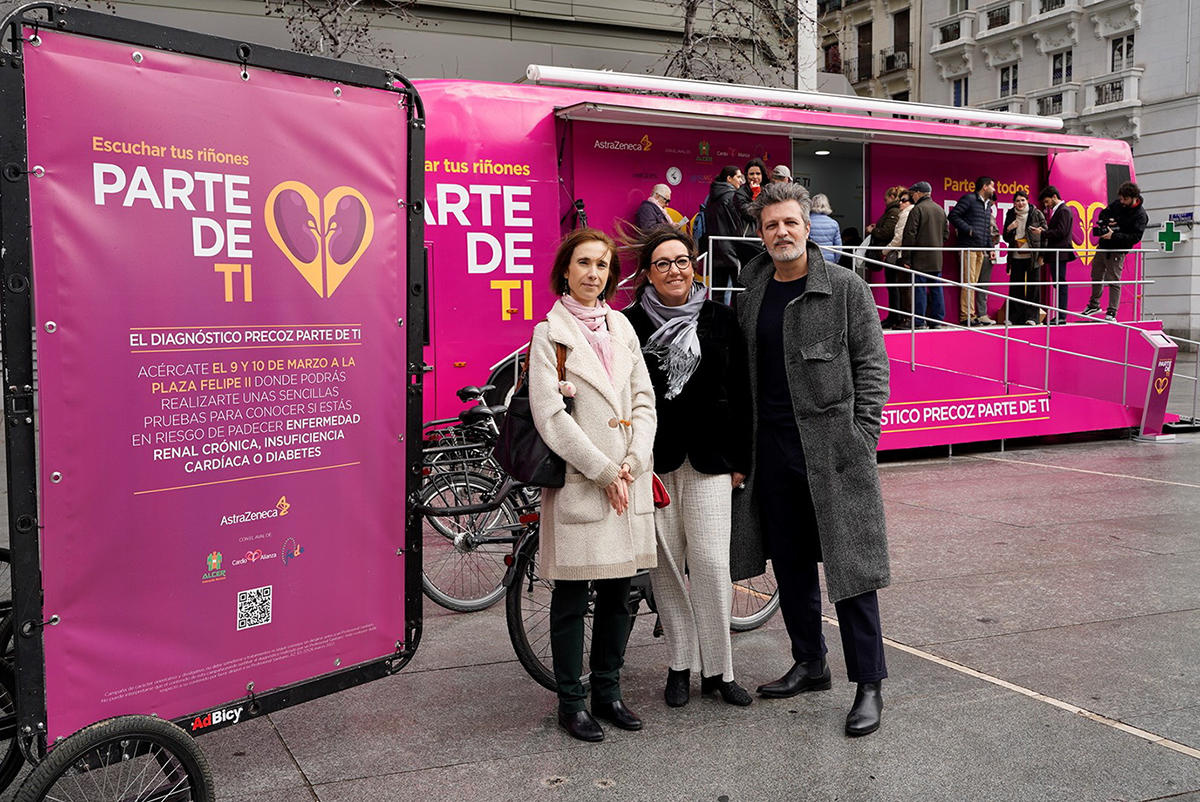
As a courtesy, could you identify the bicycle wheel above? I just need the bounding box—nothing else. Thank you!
[15,714,214,802]
[0,659,24,795]
[730,562,780,631]
[420,473,516,612]
[505,539,592,693]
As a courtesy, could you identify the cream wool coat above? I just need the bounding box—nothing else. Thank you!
[529,299,658,581]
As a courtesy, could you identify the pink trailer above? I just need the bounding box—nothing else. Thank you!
[415,72,1175,446]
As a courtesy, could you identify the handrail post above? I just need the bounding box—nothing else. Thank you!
[1121,327,1130,406]
[1193,347,1198,422]
[1044,317,1051,392]
[909,269,916,371]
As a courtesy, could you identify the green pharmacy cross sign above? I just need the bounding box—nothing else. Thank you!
[1157,221,1182,252]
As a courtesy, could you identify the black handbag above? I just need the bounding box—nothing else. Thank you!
[494,338,572,488]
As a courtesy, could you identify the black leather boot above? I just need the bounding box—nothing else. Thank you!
[701,676,753,706]
[756,658,832,698]
[845,681,883,736]
[592,699,643,731]
[665,669,690,708]
[558,709,604,742]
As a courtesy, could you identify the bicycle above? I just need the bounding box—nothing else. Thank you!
[503,519,780,692]
[419,386,528,612]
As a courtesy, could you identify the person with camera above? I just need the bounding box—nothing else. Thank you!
[1083,181,1148,322]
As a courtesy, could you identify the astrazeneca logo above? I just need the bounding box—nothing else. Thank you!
[594,134,653,152]
[220,496,291,526]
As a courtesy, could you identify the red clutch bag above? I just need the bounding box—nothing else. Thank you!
[651,473,670,508]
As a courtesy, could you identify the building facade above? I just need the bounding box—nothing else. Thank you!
[817,0,924,101]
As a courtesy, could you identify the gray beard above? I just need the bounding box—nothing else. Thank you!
[768,243,805,262]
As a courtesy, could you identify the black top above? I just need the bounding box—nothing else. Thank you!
[623,299,752,476]
[756,275,808,472]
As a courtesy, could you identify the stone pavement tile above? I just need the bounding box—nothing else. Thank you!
[927,610,1200,746]
[899,484,1193,528]
[1045,514,1200,555]
[222,787,317,802]
[986,436,1200,485]
[306,683,1200,802]
[886,518,1144,583]
[197,713,313,800]
[1125,706,1200,755]
[406,602,517,673]
[882,462,1149,505]
[879,553,1200,646]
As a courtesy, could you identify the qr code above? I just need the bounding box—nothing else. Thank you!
[236,585,272,631]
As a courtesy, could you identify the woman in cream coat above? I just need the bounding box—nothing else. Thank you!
[529,228,657,743]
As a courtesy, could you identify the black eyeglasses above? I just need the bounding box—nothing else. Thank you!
[650,255,693,273]
[899,197,911,203]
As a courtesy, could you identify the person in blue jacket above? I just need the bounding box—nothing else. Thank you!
[808,193,842,265]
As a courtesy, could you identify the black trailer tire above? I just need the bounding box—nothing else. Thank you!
[0,659,24,795]
[15,714,214,802]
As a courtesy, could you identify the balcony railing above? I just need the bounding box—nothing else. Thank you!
[842,57,873,83]
[931,11,975,52]
[940,20,962,43]
[987,6,1010,27]
[817,0,843,14]
[1040,0,1065,11]
[879,45,911,73]
[1081,69,1142,115]
[1029,83,1080,117]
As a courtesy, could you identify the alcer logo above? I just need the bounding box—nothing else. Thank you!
[202,551,227,584]
[265,181,374,298]
[191,706,244,731]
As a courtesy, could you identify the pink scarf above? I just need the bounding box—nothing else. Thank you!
[560,294,614,381]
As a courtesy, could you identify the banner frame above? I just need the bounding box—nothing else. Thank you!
[0,2,425,757]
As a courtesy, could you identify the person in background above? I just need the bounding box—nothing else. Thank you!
[880,190,914,329]
[703,165,747,304]
[621,226,753,710]
[529,228,657,743]
[635,184,679,232]
[770,165,792,184]
[1002,190,1046,325]
[1036,186,1077,324]
[866,186,906,326]
[735,159,769,212]
[1082,181,1148,322]
[808,193,842,266]
[900,181,949,329]
[948,176,997,326]
[732,182,892,738]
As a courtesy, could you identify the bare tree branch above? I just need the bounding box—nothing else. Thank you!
[264,0,424,69]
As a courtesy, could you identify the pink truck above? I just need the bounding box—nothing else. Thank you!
[416,68,1172,447]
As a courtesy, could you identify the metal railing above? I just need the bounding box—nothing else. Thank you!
[703,235,1170,415]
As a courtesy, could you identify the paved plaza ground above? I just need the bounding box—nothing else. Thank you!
[3,429,1200,800]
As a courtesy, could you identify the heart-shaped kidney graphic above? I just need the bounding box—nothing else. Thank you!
[265,181,374,297]
[1155,377,1169,395]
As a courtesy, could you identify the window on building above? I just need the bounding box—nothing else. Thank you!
[953,76,969,107]
[1051,50,1072,85]
[950,0,969,13]
[824,43,841,73]
[1000,64,1018,97]
[1111,34,1134,71]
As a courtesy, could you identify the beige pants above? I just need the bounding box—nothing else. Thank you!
[649,459,735,681]
[959,249,989,322]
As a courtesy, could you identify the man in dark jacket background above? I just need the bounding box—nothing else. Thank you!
[634,184,676,232]
[1037,186,1077,324]
[703,165,746,304]
[1083,181,1148,322]
[900,181,949,328]
[948,176,997,325]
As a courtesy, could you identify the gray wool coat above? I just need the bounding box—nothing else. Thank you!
[730,244,891,603]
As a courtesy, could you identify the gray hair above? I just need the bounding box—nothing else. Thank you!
[747,181,812,227]
[809,193,833,214]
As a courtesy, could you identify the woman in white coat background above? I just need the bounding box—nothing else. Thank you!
[529,228,657,743]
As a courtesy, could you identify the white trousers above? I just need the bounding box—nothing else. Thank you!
[649,459,735,681]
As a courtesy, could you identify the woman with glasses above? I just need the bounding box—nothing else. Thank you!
[621,226,754,709]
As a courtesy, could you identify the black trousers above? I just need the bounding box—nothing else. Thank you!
[550,576,632,712]
[1007,257,1040,324]
[756,426,888,684]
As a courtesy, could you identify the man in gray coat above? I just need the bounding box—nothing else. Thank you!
[731,181,891,736]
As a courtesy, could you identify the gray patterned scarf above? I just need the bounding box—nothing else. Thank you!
[638,283,705,399]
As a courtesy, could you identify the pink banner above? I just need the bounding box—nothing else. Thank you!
[25,32,411,741]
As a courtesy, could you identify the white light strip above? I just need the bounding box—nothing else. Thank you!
[526,64,1065,132]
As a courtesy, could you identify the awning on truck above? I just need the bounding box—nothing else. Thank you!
[554,102,1087,157]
